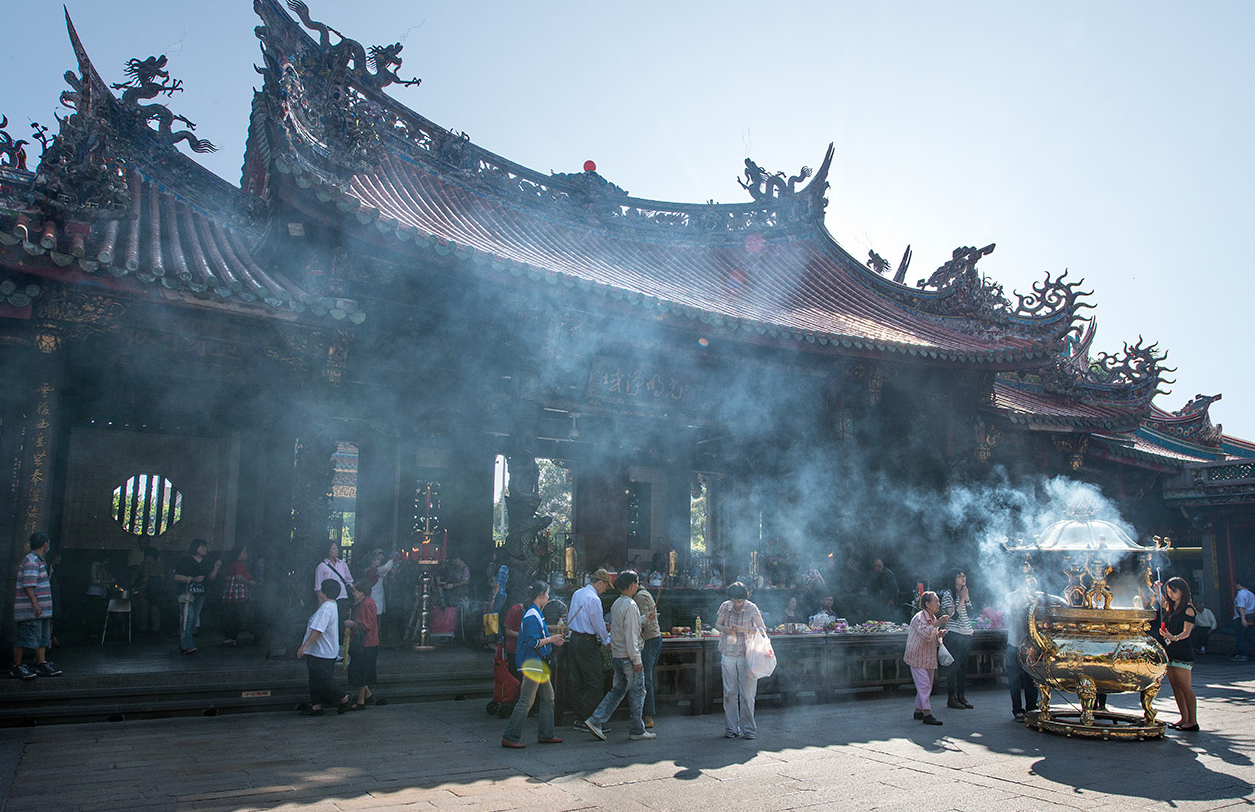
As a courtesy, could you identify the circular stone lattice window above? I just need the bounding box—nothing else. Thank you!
[112,474,183,536]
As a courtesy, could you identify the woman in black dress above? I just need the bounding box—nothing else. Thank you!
[1159,576,1198,731]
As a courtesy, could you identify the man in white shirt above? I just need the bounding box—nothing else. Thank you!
[566,568,613,729]
[583,570,655,741]
[297,579,349,715]
[1231,579,1255,662]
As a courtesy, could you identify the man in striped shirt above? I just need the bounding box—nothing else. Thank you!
[11,533,62,680]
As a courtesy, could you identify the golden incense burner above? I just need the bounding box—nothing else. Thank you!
[1006,511,1170,740]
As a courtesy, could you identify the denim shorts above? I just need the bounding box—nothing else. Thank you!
[15,618,51,649]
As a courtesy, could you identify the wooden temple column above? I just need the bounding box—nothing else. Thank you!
[664,462,693,563]
[2,321,65,637]
[574,463,630,569]
[353,430,400,555]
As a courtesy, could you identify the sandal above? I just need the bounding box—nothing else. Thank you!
[348,703,367,712]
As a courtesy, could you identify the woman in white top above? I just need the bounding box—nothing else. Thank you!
[314,542,354,626]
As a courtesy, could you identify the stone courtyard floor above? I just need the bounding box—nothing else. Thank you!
[2,658,1254,812]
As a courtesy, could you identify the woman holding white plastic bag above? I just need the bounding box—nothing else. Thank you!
[903,590,949,726]
[715,582,765,739]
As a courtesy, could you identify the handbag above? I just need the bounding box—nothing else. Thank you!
[937,642,955,667]
[745,629,777,679]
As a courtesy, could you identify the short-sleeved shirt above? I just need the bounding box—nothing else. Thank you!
[1234,588,1255,621]
[175,556,214,596]
[14,552,52,621]
[352,596,379,648]
[305,599,340,659]
[314,558,353,601]
[503,603,525,654]
[222,560,252,603]
[1164,607,1196,663]
[716,599,764,658]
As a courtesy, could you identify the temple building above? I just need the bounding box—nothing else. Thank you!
[3,1,1254,644]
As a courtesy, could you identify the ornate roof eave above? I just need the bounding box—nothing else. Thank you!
[850,237,1092,345]
[252,0,833,240]
[1142,393,1227,449]
[988,377,1150,434]
[270,169,1059,370]
[57,9,253,223]
[0,11,364,325]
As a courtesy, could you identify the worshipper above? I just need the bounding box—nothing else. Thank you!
[344,582,380,710]
[314,541,353,628]
[502,600,525,683]
[365,549,398,619]
[174,539,220,655]
[904,590,947,725]
[869,558,900,619]
[1230,579,1254,661]
[565,568,613,730]
[296,579,350,716]
[938,569,975,709]
[83,550,112,640]
[440,556,471,604]
[1191,601,1216,654]
[220,545,258,646]
[715,581,766,739]
[490,558,510,618]
[1159,577,1198,731]
[1004,580,1039,722]
[583,570,654,741]
[633,583,661,729]
[813,594,837,622]
[133,547,168,634]
[11,533,62,680]
[782,595,801,625]
[501,581,565,748]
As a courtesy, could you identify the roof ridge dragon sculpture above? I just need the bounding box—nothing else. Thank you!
[285,0,421,90]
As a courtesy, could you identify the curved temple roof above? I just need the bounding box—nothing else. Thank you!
[250,0,1093,367]
[0,10,362,323]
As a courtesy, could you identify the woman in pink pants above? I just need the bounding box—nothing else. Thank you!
[903,590,949,726]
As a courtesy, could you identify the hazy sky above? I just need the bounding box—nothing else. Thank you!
[5,1,1253,441]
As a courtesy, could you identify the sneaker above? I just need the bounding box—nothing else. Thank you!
[922,715,943,726]
[1231,654,1248,662]
[913,710,924,720]
[724,730,739,738]
[741,733,756,740]
[629,730,656,741]
[34,662,62,677]
[583,719,606,741]
[1013,712,1027,723]
[9,664,35,681]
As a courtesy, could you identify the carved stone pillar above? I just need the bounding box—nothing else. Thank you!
[5,336,65,636]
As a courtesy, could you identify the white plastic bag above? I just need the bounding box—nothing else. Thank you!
[937,642,955,667]
[745,629,777,679]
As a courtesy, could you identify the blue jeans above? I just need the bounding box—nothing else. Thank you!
[1232,619,1255,657]
[641,636,662,717]
[1006,645,1039,714]
[179,595,204,650]
[589,657,645,735]
[502,670,556,743]
[722,654,758,736]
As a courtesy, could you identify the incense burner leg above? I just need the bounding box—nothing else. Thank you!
[1076,676,1097,726]
[1141,680,1161,725]
[1036,687,1051,720]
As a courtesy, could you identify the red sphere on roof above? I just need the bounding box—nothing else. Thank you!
[583,160,597,173]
